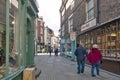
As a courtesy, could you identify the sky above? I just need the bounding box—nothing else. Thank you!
[37,0,61,36]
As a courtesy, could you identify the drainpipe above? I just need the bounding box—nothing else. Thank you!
[96,0,100,26]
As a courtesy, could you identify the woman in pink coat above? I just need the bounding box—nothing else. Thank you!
[87,44,102,77]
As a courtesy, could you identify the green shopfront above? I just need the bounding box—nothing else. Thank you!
[0,0,38,80]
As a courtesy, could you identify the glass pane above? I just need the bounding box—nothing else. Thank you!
[0,0,6,78]
[88,9,94,20]
[106,26,111,33]
[102,35,106,42]
[81,36,85,46]
[110,33,117,41]
[87,0,94,10]
[118,31,120,41]
[111,41,116,49]
[106,34,111,41]
[67,43,71,52]
[62,44,65,52]
[116,41,120,49]
[97,36,101,43]
[102,43,106,49]
[9,0,18,74]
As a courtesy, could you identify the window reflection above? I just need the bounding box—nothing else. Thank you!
[9,1,19,74]
[0,0,6,78]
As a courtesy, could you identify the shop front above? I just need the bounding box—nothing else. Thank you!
[79,19,120,59]
[0,0,38,80]
[79,18,120,74]
[60,38,72,57]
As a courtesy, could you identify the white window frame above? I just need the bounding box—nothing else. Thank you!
[62,8,65,21]
[68,14,73,33]
[66,0,71,9]
[71,0,74,10]
[86,0,94,20]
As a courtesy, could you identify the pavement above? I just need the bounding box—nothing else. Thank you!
[35,53,120,80]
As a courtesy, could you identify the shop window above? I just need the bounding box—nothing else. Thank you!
[98,44,102,49]
[118,22,120,30]
[118,31,120,41]
[110,33,117,41]
[106,41,110,49]
[62,44,65,52]
[110,41,116,49]
[92,31,97,43]
[116,32,119,41]
[8,4,19,75]
[106,26,111,33]
[0,1,19,78]
[106,34,111,41]
[102,35,106,42]
[101,28,105,34]
[97,36,101,43]
[81,36,85,47]
[91,37,93,44]
[116,41,120,49]
[0,0,6,78]
[111,24,116,32]
[97,28,102,35]
[102,43,106,49]
[67,43,71,52]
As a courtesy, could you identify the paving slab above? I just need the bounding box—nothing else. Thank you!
[35,53,120,80]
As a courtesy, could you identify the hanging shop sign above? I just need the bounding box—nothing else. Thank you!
[70,32,76,41]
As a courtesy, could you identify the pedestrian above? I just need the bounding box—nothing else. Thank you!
[54,48,58,56]
[87,44,102,77]
[74,43,88,74]
[48,46,52,56]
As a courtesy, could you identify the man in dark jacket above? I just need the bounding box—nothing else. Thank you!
[48,46,52,56]
[74,43,88,74]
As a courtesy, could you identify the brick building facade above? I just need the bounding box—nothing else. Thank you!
[36,17,45,52]
[60,0,120,74]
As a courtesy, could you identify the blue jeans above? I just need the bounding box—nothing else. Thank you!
[91,62,100,75]
[77,60,85,73]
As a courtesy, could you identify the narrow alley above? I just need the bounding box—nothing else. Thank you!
[35,53,120,80]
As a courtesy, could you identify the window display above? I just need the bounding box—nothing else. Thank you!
[0,0,19,79]
[0,0,6,79]
[80,21,120,58]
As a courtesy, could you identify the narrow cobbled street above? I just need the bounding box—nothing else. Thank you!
[35,53,120,80]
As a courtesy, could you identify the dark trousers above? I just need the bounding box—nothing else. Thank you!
[49,52,51,56]
[77,60,85,73]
